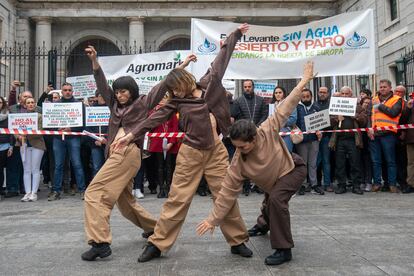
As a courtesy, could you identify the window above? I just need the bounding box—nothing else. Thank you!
[389,0,398,21]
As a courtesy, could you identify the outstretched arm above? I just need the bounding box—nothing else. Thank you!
[85,46,114,107]
[199,23,249,84]
[260,61,314,133]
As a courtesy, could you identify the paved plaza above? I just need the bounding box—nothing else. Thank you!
[1,189,414,275]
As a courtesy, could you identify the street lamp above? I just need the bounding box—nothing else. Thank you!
[396,56,405,73]
[358,75,369,89]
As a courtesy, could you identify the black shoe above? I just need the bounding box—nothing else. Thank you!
[248,224,269,237]
[352,187,363,195]
[142,230,154,239]
[4,192,19,198]
[311,186,325,195]
[81,243,112,261]
[402,186,414,194]
[381,185,390,192]
[335,185,347,194]
[265,249,292,266]
[230,243,253,257]
[157,190,167,198]
[138,242,161,262]
[243,184,250,196]
[298,185,306,196]
[305,185,312,193]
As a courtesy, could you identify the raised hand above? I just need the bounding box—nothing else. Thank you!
[85,45,100,70]
[238,23,249,34]
[178,54,198,69]
[303,61,315,82]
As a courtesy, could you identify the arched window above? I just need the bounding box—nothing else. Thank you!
[159,37,190,52]
[66,39,121,77]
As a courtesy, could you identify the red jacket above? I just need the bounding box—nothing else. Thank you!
[148,106,180,154]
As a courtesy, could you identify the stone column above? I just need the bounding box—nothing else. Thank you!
[128,17,145,53]
[33,16,52,98]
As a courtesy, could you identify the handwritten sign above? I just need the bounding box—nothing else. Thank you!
[42,102,83,128]
[8,113,39,131]
[304,109,331,131]
[66,75,97,99]
[85,106,110,126]
[329,97,357,116]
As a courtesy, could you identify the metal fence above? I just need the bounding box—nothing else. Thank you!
[402,46,414,93]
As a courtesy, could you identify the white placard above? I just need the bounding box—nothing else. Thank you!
[191,9,375,79]
[99,50,190,94]
[8,113,39,131]
[304,109,331,131]
[254,80,278,98]
[328,97,358,116]
[42,102,83,128]
[222,79,236,95]
[85,106,110,126]
[66,75,97,99]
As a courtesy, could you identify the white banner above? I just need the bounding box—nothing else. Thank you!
[66,75,97,99]
[42,102,83,128]
[99,50,190,94]
[191,9,375,79]
[8,113,39,131]
[304,109,331,131]
[329,97,358,116]
[85,106,110,126]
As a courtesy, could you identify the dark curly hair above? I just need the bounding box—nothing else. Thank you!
[230,119,257,142]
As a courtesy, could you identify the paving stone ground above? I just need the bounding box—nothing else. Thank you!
[1,188,414,275]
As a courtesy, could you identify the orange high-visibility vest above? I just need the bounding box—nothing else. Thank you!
[372,95,401,133]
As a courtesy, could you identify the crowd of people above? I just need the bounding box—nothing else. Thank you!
[1,75,414,203]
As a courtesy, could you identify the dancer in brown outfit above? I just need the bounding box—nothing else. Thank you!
[197,61,314,266]
[81,46,195,261]
[136,23,252,262]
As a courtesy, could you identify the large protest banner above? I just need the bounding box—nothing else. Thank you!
[42,102,83,128]
[191,9,375,80]
[329,97,358,116]
[8,113,39,131]
[66,75,97,99]
[98,50,190,94]
[85,106,110,126]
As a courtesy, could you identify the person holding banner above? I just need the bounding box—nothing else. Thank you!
[15,97,46,202]
[81,45,196,261]
[0,97,13,197]
[196,61,314,266]
[136,24,252,263]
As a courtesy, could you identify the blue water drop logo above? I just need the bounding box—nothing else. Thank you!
[346,31,367,48]
[204,39,211,48]
[352,32,361,42]
[197,37,217,54]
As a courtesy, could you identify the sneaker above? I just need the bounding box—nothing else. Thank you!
[29,193,38,202]
[48,191,61,201]
[21,193,31,202]
[230,243,253,257]
[352,187,364,195]
[81,242,112,261]
[364,184,372,192]
[305,185,312,193]
[311,186,325,195]
[335,185,347,194]
[389,186,400,193]
[371,184,381,192]
[135,190,144,199]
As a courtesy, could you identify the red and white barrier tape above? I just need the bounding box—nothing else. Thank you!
[2,124,414,137]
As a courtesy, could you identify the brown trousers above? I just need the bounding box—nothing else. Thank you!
[84,143,157,244]
[257,153,306,249]
[149,141,249,252]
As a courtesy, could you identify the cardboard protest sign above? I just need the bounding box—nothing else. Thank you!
[42,102,83,128]
[66,75,97,99]
[304,109,331,131]
[329,97,358,116]
[8,113,39,131]
[85,106,110,126]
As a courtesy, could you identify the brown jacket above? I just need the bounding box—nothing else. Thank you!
[328,104,367,149]
[93,67,168,157]
[207,79,308,226]
[134,29,243,150]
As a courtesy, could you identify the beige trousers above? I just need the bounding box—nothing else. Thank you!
[84,143,157,244]
[149,141,249,251]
